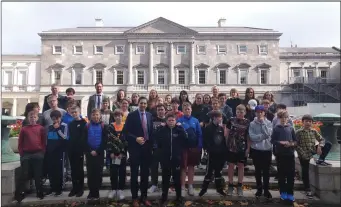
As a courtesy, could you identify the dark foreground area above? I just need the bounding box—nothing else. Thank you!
[13,199,339,207]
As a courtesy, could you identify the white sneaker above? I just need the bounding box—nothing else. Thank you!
[181,188,187,197]
[117,190,125,200]
[188,185,195,196]
[148,185,158,193]
[108,190,116,199]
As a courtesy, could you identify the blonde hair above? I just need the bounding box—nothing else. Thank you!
[236,104,246,112]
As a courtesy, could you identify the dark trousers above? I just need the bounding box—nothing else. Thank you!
[130,146,152,200]
[277,155,295,195]
[47,150,64,192]
[299,141,332,191]
[150,148,161,186]
[68,151,84,192]
[43,152,49,178]
[15,152,44,196]
[202,152,225,190]
[105,150,110,168]
[86,152,104,198]
[251,149,272,191]
[161,160,181,199]
[109,156,127,190]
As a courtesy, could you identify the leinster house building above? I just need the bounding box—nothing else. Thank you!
[2,17,340,116]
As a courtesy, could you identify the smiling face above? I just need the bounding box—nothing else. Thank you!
[165,95,172,103]
[121,100,129,111]
[156,97,164,105]
[183,106,192,116]
[203,95,210,104]
[132,94,139,103]
[118,91,125,99]
[181,93,188,101]
[157,106,166,118]
[195,95,203,105]
[28,111,38,125]
[150,90,157,99]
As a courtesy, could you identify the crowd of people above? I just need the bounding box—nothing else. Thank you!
[14,83,332,207]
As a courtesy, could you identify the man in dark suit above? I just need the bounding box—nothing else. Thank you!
[42,84,66,112]
[123,96,153,207]
[86,82,110,118]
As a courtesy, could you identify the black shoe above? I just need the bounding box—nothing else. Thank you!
[68,190,76,197]
[217,189,227,196]
[174,197,183,205]
[76,190,84,197]
[199,189,207,197]
[255,189,262,198]
[45,189,53,196]
[87,193,93,200]
[37,192,44,200]
[14,192,25,203]
[54,191,62,197]
[264,190,272,199]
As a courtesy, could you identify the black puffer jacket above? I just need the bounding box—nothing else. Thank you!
[154,125,188,165]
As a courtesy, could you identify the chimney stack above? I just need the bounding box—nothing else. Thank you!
[95,18,104,27]
[217,18,226,27]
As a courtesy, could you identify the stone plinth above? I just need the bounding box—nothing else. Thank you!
[309,160,341,204]
[1,161,21,206]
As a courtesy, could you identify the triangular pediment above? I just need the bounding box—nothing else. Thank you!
[133,63,149,69]
[49,63,65,69]
[124,17,198,35]
[110,63,128,69]
[215,63,231,68]
[154,63,169,68]
[91,63,106,69]
[195,63,210,68]
[237,63,251,68]
[257,63,271,68]
[174,63,189,69]
[71,63,86,68]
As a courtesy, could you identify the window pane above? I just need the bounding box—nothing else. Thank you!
[96,46,103,53]
[240,70,247,84]
[198,46,205,53]
[137,71,144,84]
[177,46,186,53]
[117,71,124,84]
[239,45,247,53]
[260,45,268,53]
[75,71,82,85]
[54,71,61,84]
[96,71,103,83]
[178,71,185,84]
[220,70,226,84]
[321,71,327,78]
[18,71,27,85]
[137,46,145,53]
[4,71,12,85]
[294,71,300,77]
[54,46,62,53]
[199,71,206,84]
[75,46,82,53]
[116,46,124,53]
[218,45,226,53]
[157,46,165,54]
[158,70,165,84]
[261,70,267,84]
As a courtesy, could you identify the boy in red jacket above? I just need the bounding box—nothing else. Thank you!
[15,111,47,202]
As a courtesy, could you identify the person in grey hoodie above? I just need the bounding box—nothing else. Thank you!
[249,105,273,199]
[271,110,297,203]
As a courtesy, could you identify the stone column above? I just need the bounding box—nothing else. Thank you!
[128,42,133,84]
[92,70,96,85]
[12,98,17,116]
[237,69,240,84]
[169,42,174,84]
[149,42,154,85]
[71,68,74,85]
[50,69,55,84]
[216,68,220,84]
[190,42,195,84]
[27,99,30,103]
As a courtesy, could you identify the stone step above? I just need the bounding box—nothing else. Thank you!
[80,165,278,177]
[18,189,322,206]
[45,175,304,191]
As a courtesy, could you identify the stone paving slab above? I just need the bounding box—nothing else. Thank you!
[11,189,323,206]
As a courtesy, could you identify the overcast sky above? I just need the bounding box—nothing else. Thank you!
[2,2,340,54]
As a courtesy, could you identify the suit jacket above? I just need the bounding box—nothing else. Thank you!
[123,109,153,155]
[42,94,66,112]
[87,94,110,118]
